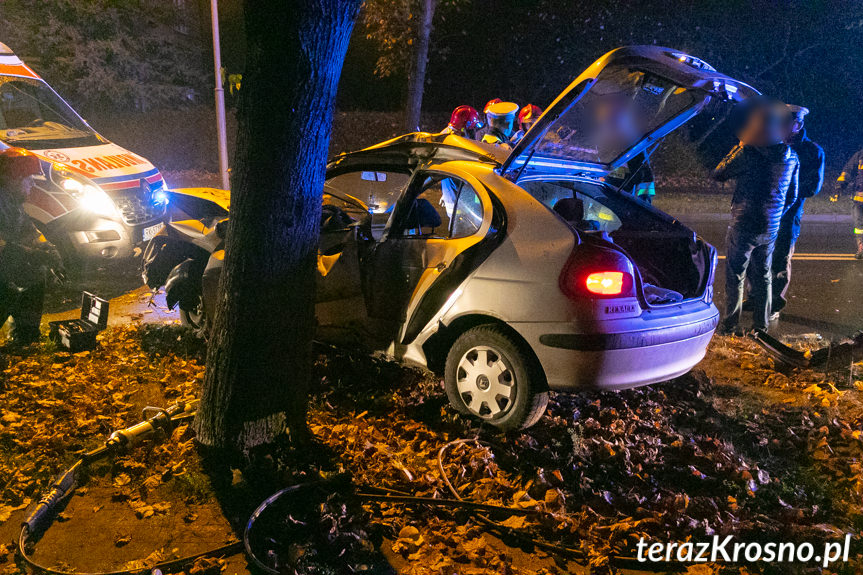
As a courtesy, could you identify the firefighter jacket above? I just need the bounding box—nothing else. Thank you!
[604,153,655,198]
[837,149,863,201]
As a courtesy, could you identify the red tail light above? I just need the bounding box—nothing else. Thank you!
[559,247,635,299]
[585,271,625,295]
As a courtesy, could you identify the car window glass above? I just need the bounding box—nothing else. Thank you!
[397,175,483,239]
[520,180,622,233]
[324,170,411,240]
[450,184,483,238]
[399,176,451,238]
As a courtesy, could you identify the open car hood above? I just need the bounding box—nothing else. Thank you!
[501,46,758,179]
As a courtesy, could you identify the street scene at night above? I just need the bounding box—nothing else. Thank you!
[3,1,863,574]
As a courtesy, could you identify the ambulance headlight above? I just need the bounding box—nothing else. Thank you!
[60,178,117,217]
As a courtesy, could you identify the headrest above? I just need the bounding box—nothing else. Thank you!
[553,197,585,223]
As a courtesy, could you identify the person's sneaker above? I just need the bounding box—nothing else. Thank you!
[769,311,781,322]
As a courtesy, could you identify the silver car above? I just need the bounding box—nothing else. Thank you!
[144,46,756,430]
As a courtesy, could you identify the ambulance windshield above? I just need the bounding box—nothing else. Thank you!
[0,76,104,149]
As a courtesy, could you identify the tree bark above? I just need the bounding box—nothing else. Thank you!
[193,0,361,451]
[405,0,436,131]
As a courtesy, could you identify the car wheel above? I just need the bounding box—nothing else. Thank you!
[445,325,548,431]
[179,295,206,333]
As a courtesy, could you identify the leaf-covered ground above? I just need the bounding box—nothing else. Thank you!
[1,326,862,574]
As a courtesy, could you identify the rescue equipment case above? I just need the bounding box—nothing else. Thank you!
[49,292,109,352]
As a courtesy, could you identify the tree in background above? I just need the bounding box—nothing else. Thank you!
[363,0,463,131]
[193,0,362,451]
[0,0,206,112]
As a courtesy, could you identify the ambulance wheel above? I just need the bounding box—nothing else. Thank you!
[445,325,548,431]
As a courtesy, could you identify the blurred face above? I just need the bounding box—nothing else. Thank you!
[490,115,515,138]
[740,106,784,147]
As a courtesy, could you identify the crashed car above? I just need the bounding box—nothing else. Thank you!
[0,42,168,262]
[144,46,756,430]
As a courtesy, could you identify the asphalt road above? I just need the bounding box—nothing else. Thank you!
[683,215,863,339]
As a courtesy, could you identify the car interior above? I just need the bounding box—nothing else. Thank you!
[521,179,709,304]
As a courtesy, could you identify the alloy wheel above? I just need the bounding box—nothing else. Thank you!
[455,346,516,418]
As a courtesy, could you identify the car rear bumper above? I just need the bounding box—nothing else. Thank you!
[514,303,719,391]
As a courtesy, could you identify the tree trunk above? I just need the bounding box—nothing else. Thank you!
[405,0,436,131]
[193,0,361,451]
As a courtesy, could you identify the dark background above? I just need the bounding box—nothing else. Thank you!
[1,0,861,172]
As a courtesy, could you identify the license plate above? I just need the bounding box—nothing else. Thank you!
[142,223,164,242]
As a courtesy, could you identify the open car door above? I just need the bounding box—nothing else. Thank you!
[361,168,496,347]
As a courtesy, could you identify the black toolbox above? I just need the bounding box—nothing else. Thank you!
[48,292,109,352]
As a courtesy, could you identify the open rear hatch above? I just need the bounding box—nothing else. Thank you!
[501,46,757,181]
[509,46,755,306]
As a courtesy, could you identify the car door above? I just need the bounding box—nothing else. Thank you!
[362,168,492,344]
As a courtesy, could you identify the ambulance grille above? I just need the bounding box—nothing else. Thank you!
[114,191,165,225]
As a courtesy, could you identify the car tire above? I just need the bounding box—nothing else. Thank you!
[179,295,206,333]
[444,325,548,431]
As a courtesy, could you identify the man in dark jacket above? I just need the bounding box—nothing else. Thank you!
[0,149,62,345]
[835,148,863,258]
[767,105,825,317]
[714,102,799,334]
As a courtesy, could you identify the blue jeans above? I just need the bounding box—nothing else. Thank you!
[725,225,776,331]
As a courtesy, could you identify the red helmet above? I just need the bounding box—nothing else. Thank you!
[483,98,502,114]
[518,104,543,130]
[0,148,40,181]
[448,105,483,133]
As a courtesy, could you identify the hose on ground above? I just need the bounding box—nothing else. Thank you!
[21,404,683,574]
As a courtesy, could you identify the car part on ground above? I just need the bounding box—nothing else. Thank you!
[751,329,863,369]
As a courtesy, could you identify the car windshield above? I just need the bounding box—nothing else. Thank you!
[513,64,708,168]
[0,76,104,149]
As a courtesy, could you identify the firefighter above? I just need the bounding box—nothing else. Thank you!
[835,147,863,259]
[481,101,519,149]
[510,104,542,145]
[714,101,799,335]
[765,105,825,317]
[440,105,484,139]
[0,148,63,346]
[604,152,656,203]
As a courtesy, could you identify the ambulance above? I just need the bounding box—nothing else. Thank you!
[0,42,168,262]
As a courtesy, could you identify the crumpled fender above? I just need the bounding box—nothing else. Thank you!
[141,235,206,289]
[164,258,205,311]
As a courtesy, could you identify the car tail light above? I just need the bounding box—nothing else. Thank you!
[585,271,625,295]
[559,247,635,299]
